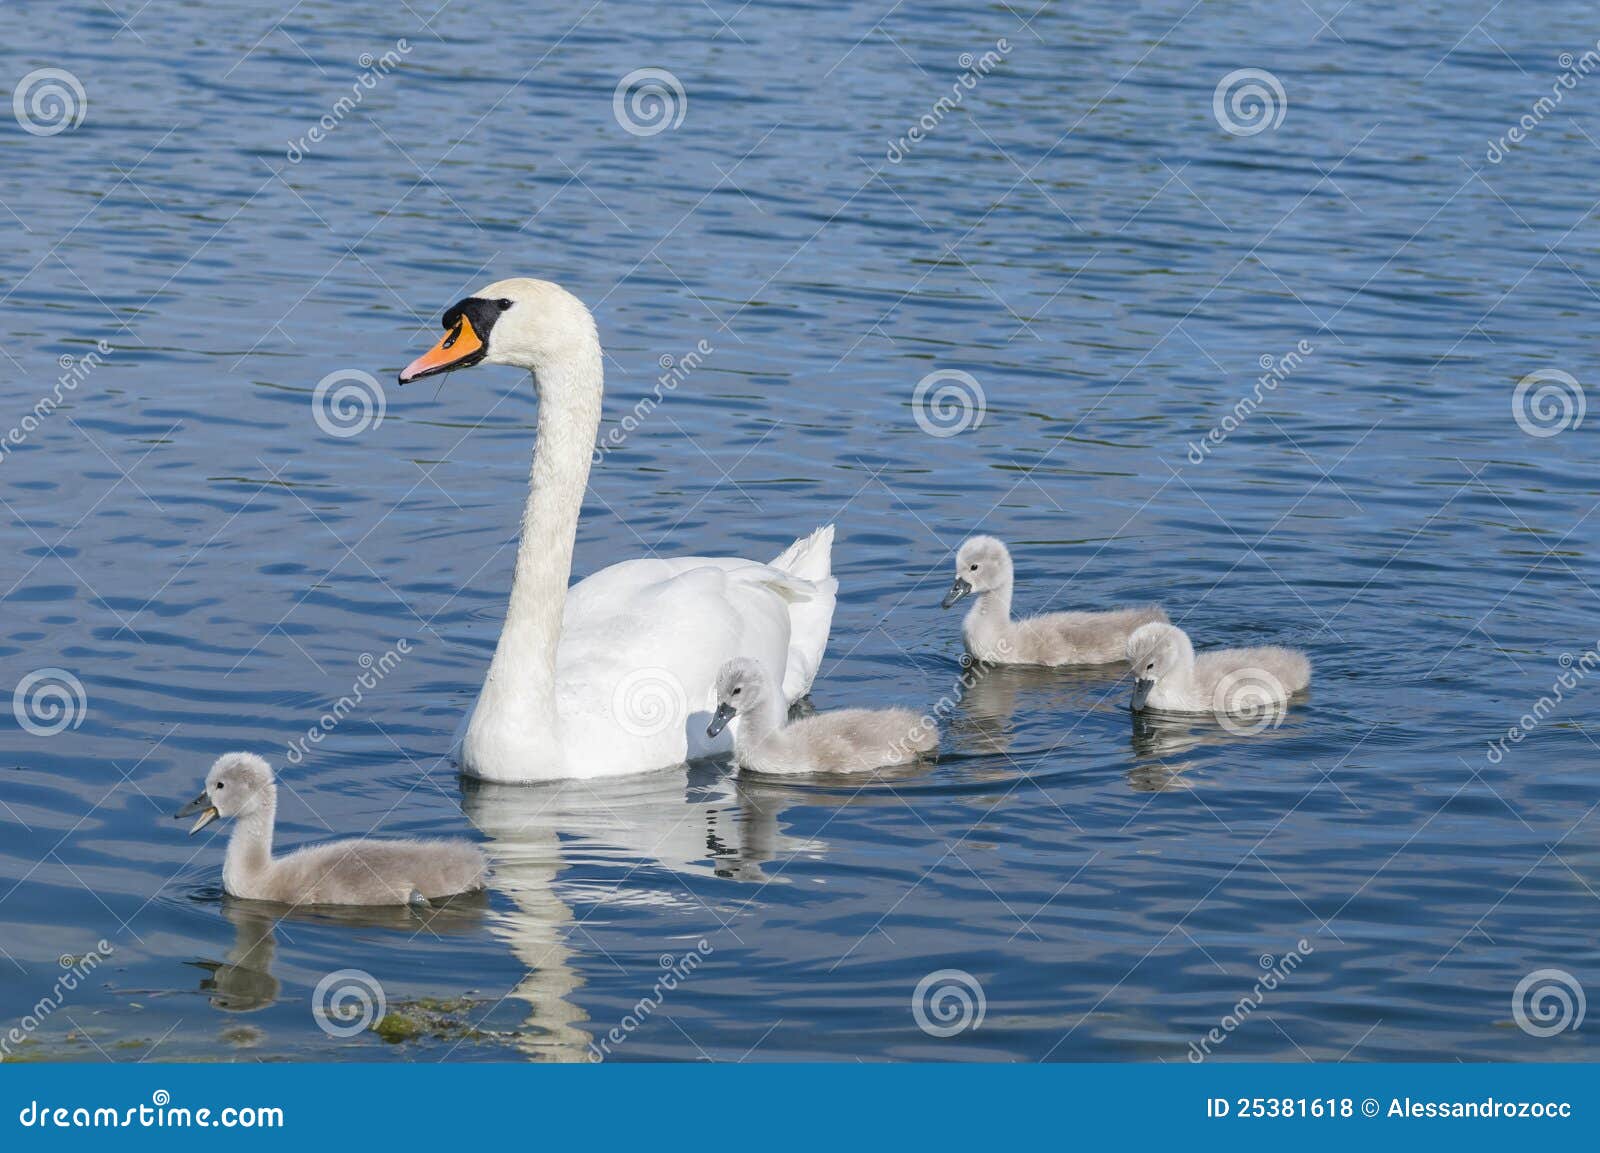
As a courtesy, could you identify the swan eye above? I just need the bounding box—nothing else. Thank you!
[731,687,741,696]
[1145,662,1154,671]
[216,782,225,789]
[496,298,513,310]
[969,564,978,572]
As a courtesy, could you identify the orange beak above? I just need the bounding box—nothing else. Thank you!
[399,315,486,384]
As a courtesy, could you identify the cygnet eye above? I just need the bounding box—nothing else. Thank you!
[731,687,741,696]
[216,781,225,789]
[1145,662,1154,671]
[969,564,978,571]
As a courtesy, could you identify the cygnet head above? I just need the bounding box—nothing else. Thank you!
[941,535,1013,609]
[175,752,274,835]
[398,277,598,383]
[1126,622,1193,711]
[706,657,772,738]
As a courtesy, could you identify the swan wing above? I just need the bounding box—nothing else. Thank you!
[552,560,801,773]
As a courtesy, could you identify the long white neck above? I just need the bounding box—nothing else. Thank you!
[733,690,787,755]
[962,578,1013,653]
[476,348,604,741]
[224,790,276,894]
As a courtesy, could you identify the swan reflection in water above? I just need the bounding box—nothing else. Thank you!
[459,761,823,1058]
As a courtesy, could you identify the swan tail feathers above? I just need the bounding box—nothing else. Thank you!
[769,524,834,582]
[780,573,836,701]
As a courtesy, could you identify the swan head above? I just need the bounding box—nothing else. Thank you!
[706,657,770,738]
[175,752,274,834]
[942,535,1012,608]
[1126,623,1192,711]
[398,278,598,383]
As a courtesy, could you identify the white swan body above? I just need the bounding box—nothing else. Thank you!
[707,658,937,774]
[942,536,1168,665]
[177,754,487,905]
[400,279,836,782]
[1126,622,1311,714]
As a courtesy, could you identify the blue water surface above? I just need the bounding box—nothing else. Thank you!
[0,0,1596,1062]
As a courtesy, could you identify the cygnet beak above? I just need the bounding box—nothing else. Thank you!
[1131,678,1155,712]
[706,702,737,738]
[175,789,219,835]
[941,577,972,609]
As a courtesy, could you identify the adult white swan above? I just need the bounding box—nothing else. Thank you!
[398,278,836,783]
